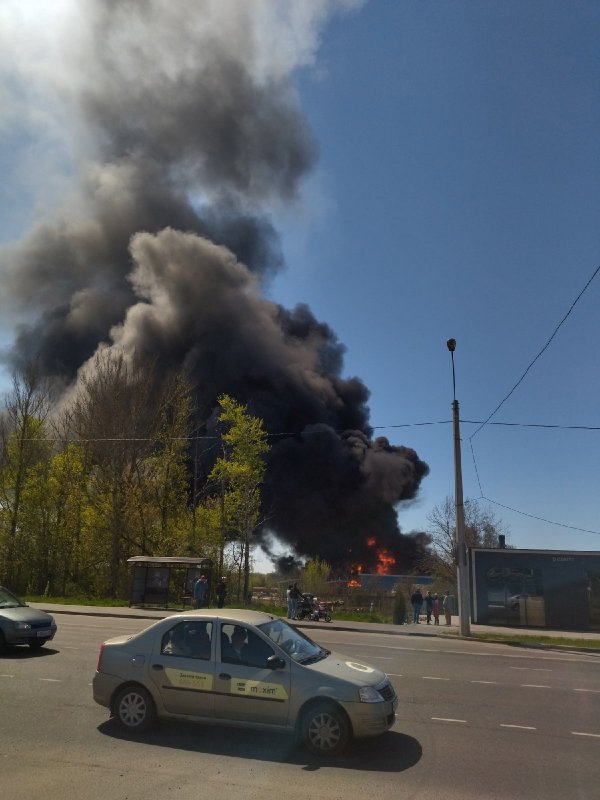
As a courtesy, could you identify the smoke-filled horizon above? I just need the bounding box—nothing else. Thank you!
[0,0,429,570]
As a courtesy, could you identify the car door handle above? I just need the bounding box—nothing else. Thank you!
[152,664,164,671]
[219,673,231,680]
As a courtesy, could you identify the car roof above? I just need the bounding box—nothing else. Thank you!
[166,608,280,625]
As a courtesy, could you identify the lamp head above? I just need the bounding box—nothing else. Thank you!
[446,338,456,352]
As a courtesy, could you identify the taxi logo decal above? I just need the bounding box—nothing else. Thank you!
[164,668,214,692]
[345,661,375,673]
[229,679,288,701]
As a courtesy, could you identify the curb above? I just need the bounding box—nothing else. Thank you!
[35,605,600,653]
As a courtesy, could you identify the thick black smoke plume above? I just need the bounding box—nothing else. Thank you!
[0,1,428,570]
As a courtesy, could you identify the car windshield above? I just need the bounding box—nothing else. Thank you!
[258,619,329,664]
[0,587,25,608]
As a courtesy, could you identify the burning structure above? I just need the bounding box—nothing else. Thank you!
[0,2,429,572]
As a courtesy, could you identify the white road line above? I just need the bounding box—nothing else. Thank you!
[423,676,450,681]
[431,717,466,723]
[39,678,61,682]
[521,684,552,689]
[574,688,600,694]
[509,666,552,671]
[470,680,498,684]
[571,731,600,739]
[387,673,403,677]
[500,724,536,730]
[0,674,15,678]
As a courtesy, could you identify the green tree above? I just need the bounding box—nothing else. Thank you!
[300,557,332,596]
[0,368,52,590]
[209,395,269,602]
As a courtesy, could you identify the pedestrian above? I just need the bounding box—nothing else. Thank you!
[425,591,434,624]
[410,587,424,624]
[286,584,293,618]
[442,590,455,626]
[432,593,441,625]
[193,574,208,609]
[289,583,301,619]
[216,577,227,609]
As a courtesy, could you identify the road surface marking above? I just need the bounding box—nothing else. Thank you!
[500,724,536,730]
[509,666,552,671]
[521,684,552,689]
[470,680,498,684]
[39,678,61,682]
[431,717,466,723]
[423,676,450,681]
[574,688,600,694]
[387,673,403,677]
[571,731,600,739]
[0,674,14,678]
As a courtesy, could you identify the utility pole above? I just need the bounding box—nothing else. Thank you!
[447,339,471,637]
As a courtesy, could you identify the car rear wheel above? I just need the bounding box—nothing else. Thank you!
[301,701,351,756]
[114,685,156,733]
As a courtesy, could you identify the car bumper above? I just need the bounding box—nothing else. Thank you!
[3,626,56,646]
[93,671,125,710]
[342,699,397,738]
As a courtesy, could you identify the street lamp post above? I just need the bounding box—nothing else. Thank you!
[446,338,471,637]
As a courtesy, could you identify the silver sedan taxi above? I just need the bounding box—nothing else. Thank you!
[93,609,397,755]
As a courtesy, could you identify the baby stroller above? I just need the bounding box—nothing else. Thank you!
[295,593,332,623]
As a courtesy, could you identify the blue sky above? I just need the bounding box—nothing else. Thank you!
[269,1,600,558]
[1,1,599,570]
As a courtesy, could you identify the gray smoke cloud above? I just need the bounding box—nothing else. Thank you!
[0,0,428,570]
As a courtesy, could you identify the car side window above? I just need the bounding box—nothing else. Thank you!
[161,621,212,660]
[221,624,275,668]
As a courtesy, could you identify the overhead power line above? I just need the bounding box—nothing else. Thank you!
[482,495,600,537]
[470,262,600,441]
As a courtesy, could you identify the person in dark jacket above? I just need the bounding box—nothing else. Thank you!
[424,591,434,624]
[411,588,424,624]
[215,578,227,608]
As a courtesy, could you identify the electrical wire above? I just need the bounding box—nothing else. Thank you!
[469,262,600,441]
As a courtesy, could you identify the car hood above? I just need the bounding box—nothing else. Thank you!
[0,605,54,625]
[301,649,387,687]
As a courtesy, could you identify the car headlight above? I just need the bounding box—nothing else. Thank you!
[14,622,32,630]
[359,686,384,703]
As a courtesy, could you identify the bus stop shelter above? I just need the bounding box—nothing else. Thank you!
[127,556,213,609]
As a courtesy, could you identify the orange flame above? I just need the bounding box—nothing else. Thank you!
[375,548,395,575]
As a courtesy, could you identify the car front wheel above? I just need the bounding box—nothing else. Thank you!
[301,701,351,756]
[114,685,156,733]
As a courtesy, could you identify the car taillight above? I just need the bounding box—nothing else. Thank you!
[96,643,106,672]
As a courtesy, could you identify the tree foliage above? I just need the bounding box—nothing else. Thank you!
[208,394,269,601]
[426,495,509,581]
[0,355,224,597]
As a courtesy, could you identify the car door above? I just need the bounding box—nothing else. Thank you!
[148,619,215,718]
[215,622,291,726]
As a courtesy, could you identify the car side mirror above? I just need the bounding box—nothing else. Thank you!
[266,655,285,670]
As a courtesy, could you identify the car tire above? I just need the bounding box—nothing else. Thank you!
[301,701,351,756]
[113,684,156,733]
[29,640,46,650]
[0,630,6,653]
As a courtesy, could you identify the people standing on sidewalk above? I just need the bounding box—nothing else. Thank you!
[442,590,455,625]
[215,577,227,608]
[432,593,441,625]
[289,583,302,619]
[193,574,208,608]
[425,591,434,624]
[411,588,424,624]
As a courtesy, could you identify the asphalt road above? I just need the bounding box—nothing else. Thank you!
[1,613,598,800]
